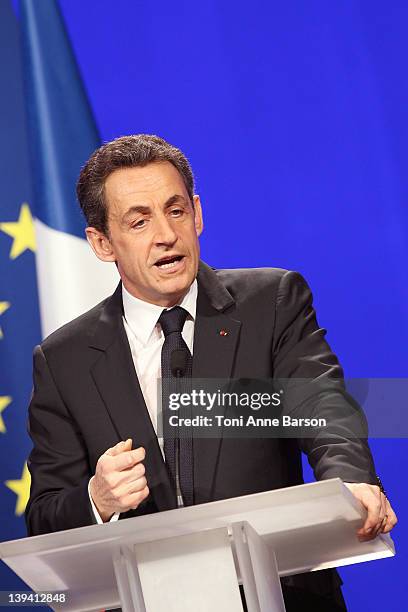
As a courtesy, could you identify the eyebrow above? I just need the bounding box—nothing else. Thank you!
[121,194,188,223]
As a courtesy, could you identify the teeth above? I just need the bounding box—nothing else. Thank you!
[158,260,179,269]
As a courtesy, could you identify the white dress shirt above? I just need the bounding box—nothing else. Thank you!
[89,280,198,523]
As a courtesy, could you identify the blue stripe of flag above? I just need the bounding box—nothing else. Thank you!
[20,0,100,238]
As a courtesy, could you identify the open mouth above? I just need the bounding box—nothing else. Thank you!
[154,255,184,270]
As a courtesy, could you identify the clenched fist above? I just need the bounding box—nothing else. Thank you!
[89,439,149,522]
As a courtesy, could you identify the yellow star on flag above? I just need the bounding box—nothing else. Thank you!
[0,203,36,259]
[0,302,10,339]
[0,396,11,433]
[5,462,31,516]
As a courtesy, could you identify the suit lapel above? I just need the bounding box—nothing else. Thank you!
[89,284,177,512]
[87,263,242,510]
[192,293,241,380]
[193,263,241,502]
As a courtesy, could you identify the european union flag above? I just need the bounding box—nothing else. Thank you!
[20,0,117,338]
[1,0,116,595]
[0,0,41,593]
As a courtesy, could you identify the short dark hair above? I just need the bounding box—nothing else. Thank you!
[76,134,195,234]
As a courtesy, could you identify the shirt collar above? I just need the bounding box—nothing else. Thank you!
[122,280,198,347]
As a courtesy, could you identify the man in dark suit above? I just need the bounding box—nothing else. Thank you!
[26,134,397,610]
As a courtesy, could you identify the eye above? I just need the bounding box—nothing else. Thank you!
[170,208,184,217]
[131,218,147,229]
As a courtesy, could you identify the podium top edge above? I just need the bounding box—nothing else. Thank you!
[0,478,358,558]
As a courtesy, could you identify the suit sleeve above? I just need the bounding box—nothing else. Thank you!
[25,345,96,535]
[272,270,377,484]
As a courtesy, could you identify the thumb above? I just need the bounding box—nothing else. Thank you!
[123,438,133,452]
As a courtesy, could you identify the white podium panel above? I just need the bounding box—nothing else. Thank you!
[0,479,395,612]
[133,528,243,612]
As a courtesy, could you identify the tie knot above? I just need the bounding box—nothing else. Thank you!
[158,306,188,337]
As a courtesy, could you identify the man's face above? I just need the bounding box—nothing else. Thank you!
[89,161,203,307]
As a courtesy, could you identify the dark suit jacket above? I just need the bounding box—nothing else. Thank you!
[25,261,377,597]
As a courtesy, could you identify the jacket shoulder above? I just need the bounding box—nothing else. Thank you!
[40,295,111,354]
[215,266,289,283]
[213,266,293,299]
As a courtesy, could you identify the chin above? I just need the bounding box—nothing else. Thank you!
[159,279,191,302]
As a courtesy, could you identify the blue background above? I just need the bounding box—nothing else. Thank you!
[1,1,407,609]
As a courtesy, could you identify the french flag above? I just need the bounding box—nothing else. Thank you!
[20,0,117,338]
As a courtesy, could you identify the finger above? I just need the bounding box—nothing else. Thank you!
[111,475,147,500]
[358,520,384,541]
[108,460,146,488]
[372,517,386,539]
[123,438,133,451]
[128,485,150,510]
[376,493,388,536]
[371,508,390,539]
[377,515,388,536]
[358,490,383,535]
[358,533,376,542]
[113,446,145,471]
[118,485,150,512]
[105,440,126,457]
[125,462,146,481]
[105,439,132,457]
[358,492,388,540]
[381,499,398,534]
[373,493,388,536]
[126,475,148,494]
[380,492,387,517]
[358,519,383,541]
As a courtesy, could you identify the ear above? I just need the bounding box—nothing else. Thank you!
[85,227,116,262]
[192,195,204,237]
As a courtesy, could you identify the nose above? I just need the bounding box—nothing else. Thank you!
[153,213,177,247]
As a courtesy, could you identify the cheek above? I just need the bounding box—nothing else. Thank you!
[190,238,200,258]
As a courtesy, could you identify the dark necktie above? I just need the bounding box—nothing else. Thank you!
[159,306,194,506]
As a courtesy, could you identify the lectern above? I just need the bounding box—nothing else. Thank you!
[0,479,395,612]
